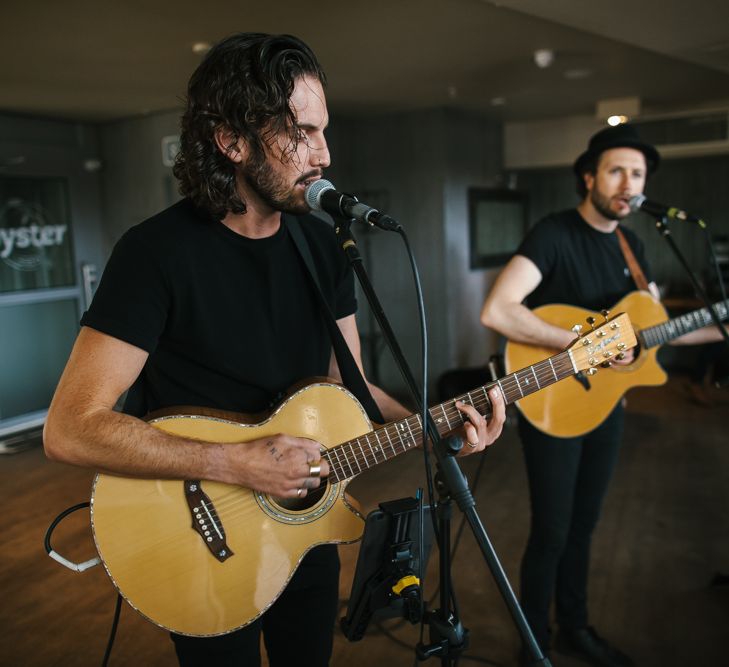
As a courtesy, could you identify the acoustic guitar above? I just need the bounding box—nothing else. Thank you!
[505,291,728,438]
[91,312,635,636]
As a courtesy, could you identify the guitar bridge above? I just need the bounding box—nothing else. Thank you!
[184,480,234,562]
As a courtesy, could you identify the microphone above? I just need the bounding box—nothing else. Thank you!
[629,194,706,228]
[305,179,401,231]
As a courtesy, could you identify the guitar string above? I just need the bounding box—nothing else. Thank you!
[161,355,578,519]
[101,353,571,562]
[104,356,585,546]
[322,355,578,481]
[206,353,577,491]
[210,355,578,503]
[101,335,624,554]
[642,300,728,347]
[326,358,575,477]
[211,354,578,514]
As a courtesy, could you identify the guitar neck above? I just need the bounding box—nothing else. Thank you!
[323,350,576,482]
[639,299,729,349]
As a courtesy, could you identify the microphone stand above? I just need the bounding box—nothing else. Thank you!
[332,216,550,666]
[652,217,729,386]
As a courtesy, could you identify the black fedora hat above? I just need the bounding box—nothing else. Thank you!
[573,124,660,177]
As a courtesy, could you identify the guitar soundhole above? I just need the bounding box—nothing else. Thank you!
[273,479,329,512]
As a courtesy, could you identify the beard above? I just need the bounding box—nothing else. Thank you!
[242,152,317,215]
[590,187,630,221]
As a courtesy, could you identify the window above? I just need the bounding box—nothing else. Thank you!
[468,188,527,269]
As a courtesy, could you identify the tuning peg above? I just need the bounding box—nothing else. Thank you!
[601,309,610,321]
[610,321,620,330]
[586,368,598,375]
[603,351,613,359]
[617,343,626,350]
[616,352,625,360]
[600,361,612,368]
[586,316,596,329]
[571,324,583,335]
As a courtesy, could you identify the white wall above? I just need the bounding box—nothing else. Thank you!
[504,115,603,169]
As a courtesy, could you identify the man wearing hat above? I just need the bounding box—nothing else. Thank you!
[480,124,721,666]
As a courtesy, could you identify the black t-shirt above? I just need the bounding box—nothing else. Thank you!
[81,198,356,416]
[517,209,652,312]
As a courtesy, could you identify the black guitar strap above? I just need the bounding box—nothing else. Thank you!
[285,215,384,424]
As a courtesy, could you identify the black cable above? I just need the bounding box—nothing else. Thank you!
[44,502,90,554]
[394,227,440,628]
[398,226,463,596]
[101,594,123,667]
[396,228,441,549]
[353,228,504,663]
[373,618,424,653]
[396,227,455,657]
[45,503,122,666]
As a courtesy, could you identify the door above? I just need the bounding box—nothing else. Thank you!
[0,118,104,442]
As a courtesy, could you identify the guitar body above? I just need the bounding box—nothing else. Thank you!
[89,312,638,636]
[91,382,372,637]
[505,291,669,438]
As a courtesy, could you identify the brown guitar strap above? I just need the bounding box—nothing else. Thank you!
[615,227,650,292]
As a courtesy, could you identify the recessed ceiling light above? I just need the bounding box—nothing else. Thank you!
[607,115,629,126]
[192,42,211,55]
[533,49,554,69]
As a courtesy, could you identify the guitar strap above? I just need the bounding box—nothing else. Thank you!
[285,215,385,423]
[615,226,651,292]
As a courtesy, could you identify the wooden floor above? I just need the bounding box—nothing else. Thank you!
[1,376,727,667]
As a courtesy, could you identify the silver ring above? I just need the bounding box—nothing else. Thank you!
[296,487,304,497]
[308,463,322,478]
[466,440,478,449]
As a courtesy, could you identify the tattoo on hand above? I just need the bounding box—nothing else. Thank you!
[268,442,283,462]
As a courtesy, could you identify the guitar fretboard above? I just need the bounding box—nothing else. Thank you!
[322,350,576,482]
[639,299,728,349]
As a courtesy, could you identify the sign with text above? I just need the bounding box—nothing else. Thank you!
[0,176,75,293]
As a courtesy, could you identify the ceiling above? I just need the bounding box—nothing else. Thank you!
[2,0,729,124]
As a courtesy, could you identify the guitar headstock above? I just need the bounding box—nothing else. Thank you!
[567,311,637,374]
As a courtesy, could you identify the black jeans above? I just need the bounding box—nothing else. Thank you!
[518,405,625,649]
[171,545,340,667]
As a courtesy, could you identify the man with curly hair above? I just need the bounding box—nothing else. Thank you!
[44,33,505,666]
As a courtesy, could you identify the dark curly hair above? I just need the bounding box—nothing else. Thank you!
[173,33,326,220]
